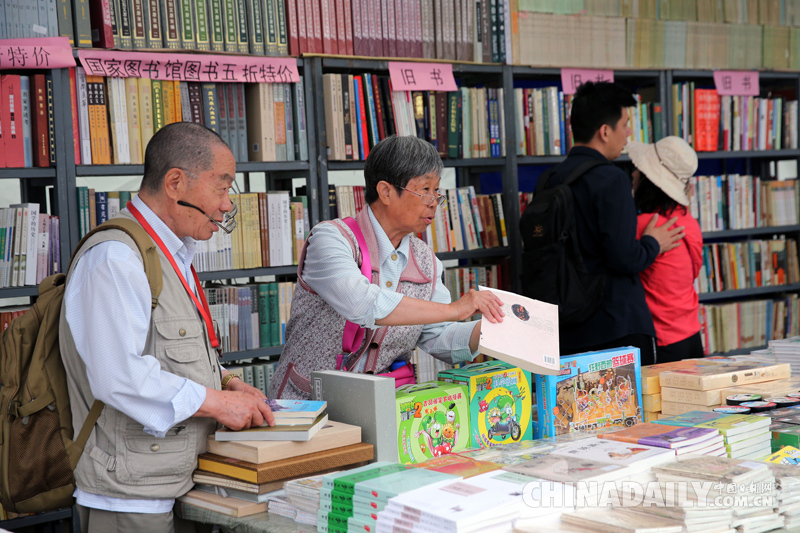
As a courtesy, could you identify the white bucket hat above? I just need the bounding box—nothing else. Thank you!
[627,136,698,206]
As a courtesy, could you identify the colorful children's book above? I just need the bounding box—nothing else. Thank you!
[598,423,720,449]
[437,361,534,448]
[534,347,643,438]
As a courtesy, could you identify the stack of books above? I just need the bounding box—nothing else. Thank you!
[657,360,791,415]
[654,411,772,459]
[283,473,326,515]
[639,358,731,422]
[761,338,800,374]
[178,419,372,518]
[598,422,725,457]
[265,490,317,526]
[214,399,328,442]
[651,456,781,532]
[763,448,800,530]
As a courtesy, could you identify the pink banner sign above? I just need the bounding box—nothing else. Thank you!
[77,50,299,83]
[713,71,759,96]
[388,62,457,92]
[0,37,75,70]
[561,68,615,95]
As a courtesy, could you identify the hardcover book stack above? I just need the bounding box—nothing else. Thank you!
[72,69,308,166]
[180,416,374,518]
[654,410,772,459]
[656,360,791,416]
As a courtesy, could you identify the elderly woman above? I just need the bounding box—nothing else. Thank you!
[271,136,504,399]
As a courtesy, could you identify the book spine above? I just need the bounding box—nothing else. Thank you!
[275,0,288,55]
[145,0,162,48]
[234,0,249,53]
[245,0,264,54]
[207,0,224,51]
[179,0,195,48]
[129,0,146,48]
[116,0,133,48]
[73,0,92,46]
[264,0,277,55]
[90,0,115,47]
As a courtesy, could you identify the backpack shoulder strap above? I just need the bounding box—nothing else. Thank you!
[70,217,163,310]
[562,159,609,187]
[533,167,555,195]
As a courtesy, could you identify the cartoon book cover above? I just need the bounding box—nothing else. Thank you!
[502,454,624,483]
[411,454,501,478]
[395,382,471,464]
[552,437,676,470]
[535,347,643,438]
[438,361,533,448]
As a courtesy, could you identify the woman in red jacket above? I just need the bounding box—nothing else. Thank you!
[629,136,703,363]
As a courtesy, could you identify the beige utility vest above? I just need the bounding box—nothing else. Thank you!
[59,211,220,500]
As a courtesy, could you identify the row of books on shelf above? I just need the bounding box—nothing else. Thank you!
[672,83,799,152]
[699,295,800,355]
[516,10,798,70]
[688,175,799,232]
[88,0,507,63]
[514,87,661,157]
[0,203,60,289]
[77,188,310,270]
[72,67,308,166]
[0,74,56,169]
[697,237,800,294]
[420,189,508,253]
[322,73,506,162]
[522,0,800,26]
[205,281,296,354]
[442,264,508,305]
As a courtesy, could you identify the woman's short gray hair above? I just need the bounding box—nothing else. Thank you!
[363,136,443,204]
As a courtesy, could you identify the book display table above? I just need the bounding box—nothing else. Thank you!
[177,501,314,533]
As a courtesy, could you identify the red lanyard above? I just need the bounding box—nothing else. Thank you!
[128,202,221,351]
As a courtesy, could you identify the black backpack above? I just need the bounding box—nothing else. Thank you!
[519,160,608,326]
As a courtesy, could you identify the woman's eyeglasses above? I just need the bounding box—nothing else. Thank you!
[397,186,446,207]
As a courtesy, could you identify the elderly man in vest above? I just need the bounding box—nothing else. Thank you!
[60,122,274,532]
[271,135,505,399]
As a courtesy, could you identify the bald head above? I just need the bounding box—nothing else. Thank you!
[140,122,230,195]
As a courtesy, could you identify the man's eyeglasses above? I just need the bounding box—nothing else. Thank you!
[397,186,446,207]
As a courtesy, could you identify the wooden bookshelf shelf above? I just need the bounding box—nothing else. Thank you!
[703,225,800,240]
[197,266,298,281]
[0,168,57,180]
[219,346,283,363]
[698,283,800,302]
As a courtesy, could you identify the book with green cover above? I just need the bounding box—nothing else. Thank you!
[193,0,210,50]
[207,0,225,51]
[332,463,409,496]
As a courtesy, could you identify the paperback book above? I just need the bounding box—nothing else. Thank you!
[598,422,720,449]
[215,413,328,441]
[264,398,327,424]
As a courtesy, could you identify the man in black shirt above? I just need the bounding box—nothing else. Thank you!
[547,81,684,365]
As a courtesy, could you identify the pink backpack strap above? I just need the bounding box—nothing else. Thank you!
[335,217,372,370]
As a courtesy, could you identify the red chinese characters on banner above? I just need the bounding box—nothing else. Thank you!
[77,50,299,84]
